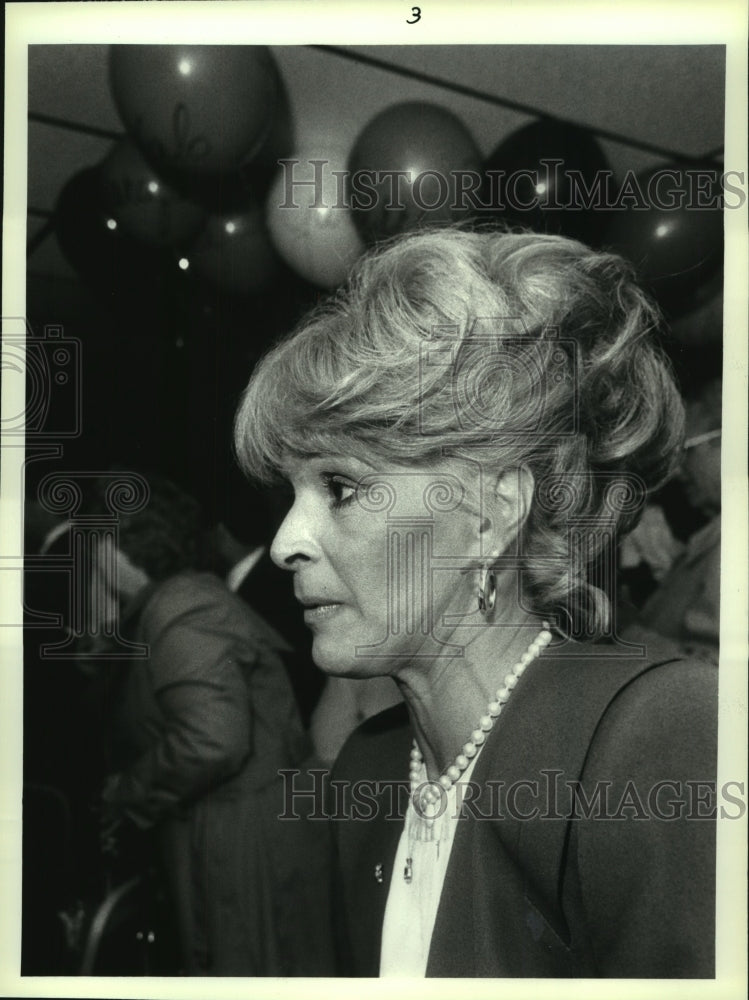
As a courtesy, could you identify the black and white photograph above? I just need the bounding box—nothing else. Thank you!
[1,1,747,996]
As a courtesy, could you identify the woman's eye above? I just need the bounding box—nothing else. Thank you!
[322,473,358,509]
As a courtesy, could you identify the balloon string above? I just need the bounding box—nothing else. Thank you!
[27,59,723,168]
[27,214,55,257]
[28,110,122,142]
[702,143,725,161]
[26,115,124,258]
[310,45,724,167]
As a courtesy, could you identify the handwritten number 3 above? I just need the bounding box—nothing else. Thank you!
[407,6,421,23]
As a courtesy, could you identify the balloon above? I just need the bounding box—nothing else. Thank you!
[55,166,172,303]
[98,139,207,247]
[481,118,610,245]
[660,272,723,395]
[181,204,280,296]
[150,68,296,217]
[109,45,280,177]
[240,68,295,190]
[266,150,365,289]
[668,274,723,349]
[348,102,482,243]
[604,163,723,317]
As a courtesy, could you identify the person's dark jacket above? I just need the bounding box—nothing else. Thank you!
[332,636,717,978]
[103,570,335,975]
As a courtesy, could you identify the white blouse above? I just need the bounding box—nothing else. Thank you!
[379,754,480,977]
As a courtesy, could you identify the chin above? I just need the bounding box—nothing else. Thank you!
[310,634,392,680]
[310,634,354,675]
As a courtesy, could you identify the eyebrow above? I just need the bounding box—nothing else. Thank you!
[279,452,378,478]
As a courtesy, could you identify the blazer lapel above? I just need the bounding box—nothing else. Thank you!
[333,703,412,975]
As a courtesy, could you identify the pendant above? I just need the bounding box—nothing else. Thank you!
[403,857,413,884]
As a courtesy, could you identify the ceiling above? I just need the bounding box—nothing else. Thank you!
[26,43,726,286]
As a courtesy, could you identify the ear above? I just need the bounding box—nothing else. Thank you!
[480,465,534,556]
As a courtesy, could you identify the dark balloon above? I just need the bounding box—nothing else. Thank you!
[151,68,296,216]
[348,102,482,244]
[98,139,207,247]
[481,118,611,245]
[668,274,723,349]
[54,166,173,304]
[604,163,723,317]
[181,203,280,297]
[109,45,280,177]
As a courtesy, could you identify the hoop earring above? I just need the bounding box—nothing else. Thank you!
[478,565,496,615]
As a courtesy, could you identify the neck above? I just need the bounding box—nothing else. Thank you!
[394,609,544,781]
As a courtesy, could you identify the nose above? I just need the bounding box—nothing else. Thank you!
[270,495,321,570]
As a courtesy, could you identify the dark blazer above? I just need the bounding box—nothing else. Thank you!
[331,637,717,978]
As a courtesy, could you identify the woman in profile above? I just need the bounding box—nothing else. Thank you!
[234,227,717,978]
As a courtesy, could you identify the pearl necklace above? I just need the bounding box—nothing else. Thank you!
[404,623,552,882]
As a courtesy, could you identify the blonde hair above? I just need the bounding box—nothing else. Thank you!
[235,227,684,636]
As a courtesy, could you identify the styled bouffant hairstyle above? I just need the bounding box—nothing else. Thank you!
[235,227,684,635]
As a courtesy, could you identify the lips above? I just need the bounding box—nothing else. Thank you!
[297,594,344,624]
[302,602,343,625]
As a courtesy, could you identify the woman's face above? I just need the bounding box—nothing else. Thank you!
[271,453,483,677]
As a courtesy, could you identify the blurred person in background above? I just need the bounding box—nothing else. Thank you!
[93,473,334,976]
[622,376,721,662]
[200,504,326,726]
